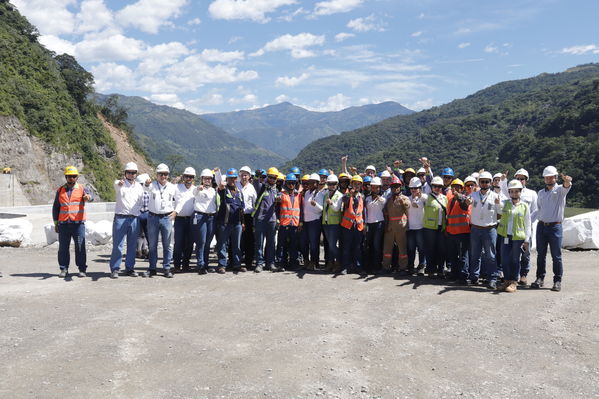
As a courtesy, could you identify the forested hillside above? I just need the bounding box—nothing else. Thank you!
[289,64,599,208]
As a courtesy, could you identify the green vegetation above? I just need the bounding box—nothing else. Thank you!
[564,208,596,218]
[0,1,123,200]
[289,64,599,208]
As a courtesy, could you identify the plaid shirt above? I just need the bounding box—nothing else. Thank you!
[140,191,149,212]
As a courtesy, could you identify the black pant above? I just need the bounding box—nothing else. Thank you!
[241,213,254,267]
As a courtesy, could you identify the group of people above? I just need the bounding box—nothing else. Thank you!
[52,156,572,292]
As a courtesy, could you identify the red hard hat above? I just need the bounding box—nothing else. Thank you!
[391,176,402,186]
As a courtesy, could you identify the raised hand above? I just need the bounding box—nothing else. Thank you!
[501,170,509,181]
[393,160,403,167]
[145,178,152,186]
[560,173,572,183]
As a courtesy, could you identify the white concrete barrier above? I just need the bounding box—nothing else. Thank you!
[0,219,32,247]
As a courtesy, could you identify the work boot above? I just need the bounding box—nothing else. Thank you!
[164,270,174,278]
[59,269,67,278]
[416,264,425,276]
[530,278,544,289]
[143,270,157,278]
[497,280,510,291]
[551,281,561,292]
[324,262,334,273]
[254,265,263,273]
[125,270,139,277]
[216,267,226,274]
[518,276,528,286]
[487,280,498,290]
[78,271,87,278]
[239,266,247,273]
[110,271,119,279]
[198,267,207,275]
[505,280,517,293]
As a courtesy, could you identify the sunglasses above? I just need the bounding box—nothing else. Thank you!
[158,172,169,176]
[465,184,475,187]
[516,177,527,181]
[479,180,491,184]
[267,175,277,179]
[183,175,194,178]
[442,176,453,179]
[432,185,443,189]
[66,175,78,178]
[125,170,137,175]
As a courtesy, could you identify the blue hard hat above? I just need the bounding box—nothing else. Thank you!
[441,167,454,177]
[226,168,238,178]
[363,176,372,183]
[318,168,330,176]
[285,173,298,182]
[289,166,300,175]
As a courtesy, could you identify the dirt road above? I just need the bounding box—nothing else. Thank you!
[1,247,598,398]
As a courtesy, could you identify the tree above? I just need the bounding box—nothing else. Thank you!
[54,54,94,114]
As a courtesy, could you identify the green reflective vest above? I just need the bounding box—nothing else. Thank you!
[497,201,529,241]
[423,194,447,230]
[322,190,343,225]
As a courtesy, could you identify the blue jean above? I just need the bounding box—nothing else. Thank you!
[469,226,498,281]
[302,219,322,264]
[147,213,173,270]
[109,215,139,272]
[216,223,242,268]
[501,237,524,281]
[341,226,363,271]
[57,223,86,271]
[447,232,470,279]
[173,216,193,268]
[254,220,277,267]
[277,225,299,267]
[322,224,340,263]
[407,229,426,268]
[366,222,384,270]
[192,213,215,269]
[423,228,445,274]
[536,223,563,282]
[519,238,531,277]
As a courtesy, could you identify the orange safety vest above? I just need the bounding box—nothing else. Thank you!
[279,192,301,226]
[58,184,86,222]
[446,197,470,235]
[340,195,364,231]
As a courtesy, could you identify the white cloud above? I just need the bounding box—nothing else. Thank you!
[137,42,190,75]
[560,44,599,55]
[12,0,76,36]
[148,93,185,109]
[304,93,352,112]
[313,0,362,16]
[38,35,76,55]
[279,7,307,22]
[275,73,310,87]
[484,44,499,53]
[347,14,385,32]
[252,33,325,58]
[116,0,187,34]
[208,0,296,23]
[411,31,423,37]
[335,32,355,42]
[76,0,113,33]
[405,98,434,111]
[229,93,258,104]
[91,62,135,92]
[198,48,245,63]
[74,33,147,62]
[458,42,470,49]
[275,94,290,103]
[187,17,201,25]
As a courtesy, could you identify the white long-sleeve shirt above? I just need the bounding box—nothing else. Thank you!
[193,185,217,214]
[237,181,257,215]
[144,180,176,214]
[174,183,196,217]
[114,179,144,216]
[303,189,324,222]
[365,195,386,223]
[470,189,501,227]
[407,193,427,230]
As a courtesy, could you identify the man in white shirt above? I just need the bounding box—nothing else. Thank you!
[364,177,386,273]
[302,173,325,270]
[237,166,258,269]
[143,163,177,278]
[109,162,144,278]
[468,171,502,289]
[172,167,196,273]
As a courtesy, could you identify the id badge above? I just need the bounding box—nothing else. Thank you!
[160,200,166,209]
[487,203,492,210]
[504,237,509,244]
[193,217,197,225]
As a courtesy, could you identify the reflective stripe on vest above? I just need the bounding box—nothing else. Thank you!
[279,193,301,226]
[340,195,364,231]
[58,184,86,222]
[446,198,470,235]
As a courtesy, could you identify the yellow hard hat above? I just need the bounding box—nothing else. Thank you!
[338,173,350,180]
[64,166,79,176]
[301,174,310,181]
[277,172,285,180]
[351,175,363,183]
[267,167,279,176]
[451,178,464,187]
[398,169,405,174]
[404,168,416,174]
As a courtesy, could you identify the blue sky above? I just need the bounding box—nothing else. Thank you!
[12,0,599,113]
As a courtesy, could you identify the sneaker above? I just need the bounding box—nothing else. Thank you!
[530,278,544,289]
[239,266,247,273]
[198,268,207,275]
[78,271,87,278]
[518,276,528,286]
[416,265,426,276]
[487,280,498,290]
[110,271,119,279]
[551,281,561,292]
[59,269,67,278]
[125,270,139,277]
[505,280,518,293]
[164,270,174,278]
[143,270,157,278]
[254,265,263,273]
[216,267,226,274]
[271,265,281,272]
[339,269,347,275]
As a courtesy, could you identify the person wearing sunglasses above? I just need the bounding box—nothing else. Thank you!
[252,167,280,273]
[109,162,144,279]
[172,167,197,273]
[445,178,472,283]
[322,174,344,273]
[423,176,447,278]
[364,176,386,274]
[407,177,428,276]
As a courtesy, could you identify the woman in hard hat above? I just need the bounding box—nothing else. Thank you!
[192,169,217,274]
[422,176,448,278]
[301,173,325,270]
[407,177,427,275]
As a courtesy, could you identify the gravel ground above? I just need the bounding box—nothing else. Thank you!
[0,246,598,399]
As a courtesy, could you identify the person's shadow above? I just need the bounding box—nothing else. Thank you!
[11,271,113,281]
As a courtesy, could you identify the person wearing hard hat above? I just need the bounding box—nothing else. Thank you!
[322,174,344,272]
[109,162,144,278]
[362,176,372,197]
[380,170,392,199]
[531,166,572,292]
[338,175,366,275]
[275,173,302,272]
[364,176,386,273]
[171,167,196,273]
[497,179,532,292]
[407,177,427,275]
[53,166,93,278]
[468,171,502,288]
[402,168,416,195]
[276,172,285,191]
[318,168,330,191]
[464,176,477,196]
[214,168,245,273]
[422,176,447,278]
[445,178,472,283]
[382,176,411,275]
[143,163,177,278]
[192,169,217,274]
[237,166,258,270]
[364,165,376,178]
[253,169,266,194]
[337,173,351,194]
[440,167,455,195]
[289,166,301,180]
[301,173,325,270]
[252,167,280,272]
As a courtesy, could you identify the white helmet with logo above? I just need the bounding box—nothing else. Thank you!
[542,166,558,177]
[124,162,138,172]
[409,177,422,188]
[508,179,523,190]
[183,167,196,176]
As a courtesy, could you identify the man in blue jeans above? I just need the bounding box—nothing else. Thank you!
[252,167,280,273]
[532,166,572,292]
[109,162,144,278]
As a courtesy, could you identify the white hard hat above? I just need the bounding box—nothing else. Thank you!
[380,171,391,178]
[508,179,523,190]
[417,167,426,174]
[514,168,529,179]
[182,167,195,176]
[309,173,320,181]
[136,173,149,184]
[493,173,503,179]
[542,166,558,177]
[326,174,339,183]
[431,176,443,185]
[239,166,252,174]
[156,163,170,173]
[479,171,493,180]
[471,172,480,179]
[464,176,477,184]
[371,177,382,186]
[409,177,422,188]
[365,165,376,172]
[124,162,138,171]
[200,168,213,178]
